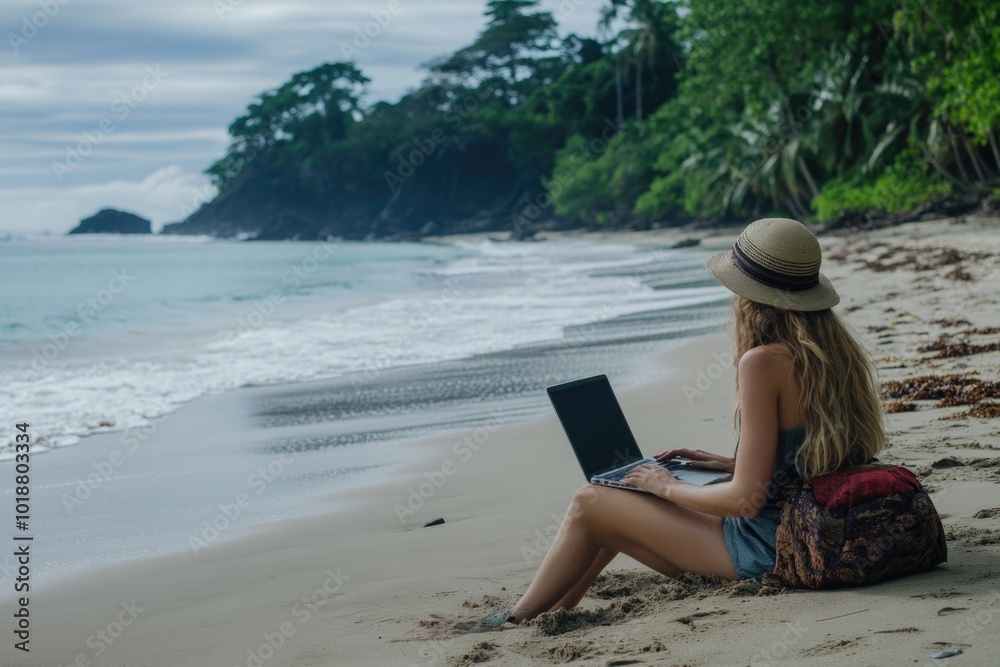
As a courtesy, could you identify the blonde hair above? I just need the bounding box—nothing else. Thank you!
[732,296,885,480]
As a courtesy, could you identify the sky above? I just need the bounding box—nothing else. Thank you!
[0,0,608,235]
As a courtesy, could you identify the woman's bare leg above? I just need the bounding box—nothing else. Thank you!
[548,547,618,612]
[509,485,738,622]
[508,495,605,621]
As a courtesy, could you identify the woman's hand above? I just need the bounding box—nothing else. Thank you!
[622,464,679,498]
[653,448,736,473]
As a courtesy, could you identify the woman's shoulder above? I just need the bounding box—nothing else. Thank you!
[739,343,794,368]
[738,345,797,389]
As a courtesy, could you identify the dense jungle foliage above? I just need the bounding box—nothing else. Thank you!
[168,0,1000,239]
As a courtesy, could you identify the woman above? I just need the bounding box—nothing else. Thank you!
[472,218,886,629]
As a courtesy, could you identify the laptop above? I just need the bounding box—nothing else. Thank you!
[546,374,732,492]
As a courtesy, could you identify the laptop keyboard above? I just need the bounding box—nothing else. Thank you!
[599,460,683,482]
[600,461,650,481]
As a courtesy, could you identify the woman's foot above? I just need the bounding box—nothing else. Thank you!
[464,608,516,631]
[415,609,517,638]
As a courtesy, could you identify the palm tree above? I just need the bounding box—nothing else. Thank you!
[626,0,672,124]
[599,0,674,125]
[597,2,625,128]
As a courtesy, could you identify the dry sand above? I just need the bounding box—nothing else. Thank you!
[8,215,1000,667]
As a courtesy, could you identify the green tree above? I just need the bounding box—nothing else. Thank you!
[207,62,369,191]
[193,0,1000,240]
[428,0,560,104]
[551,123,666,225]
[895,0,1000,178]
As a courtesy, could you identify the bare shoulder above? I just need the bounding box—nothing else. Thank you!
[737,344,794,378]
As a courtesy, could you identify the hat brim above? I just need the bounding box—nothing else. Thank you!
[705,249,840,312]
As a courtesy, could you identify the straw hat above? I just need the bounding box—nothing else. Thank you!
[705,218,839,311]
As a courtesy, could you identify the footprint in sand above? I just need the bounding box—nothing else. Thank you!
[936,606,968,616]
[910,589,963,599]
[674,609,729,630]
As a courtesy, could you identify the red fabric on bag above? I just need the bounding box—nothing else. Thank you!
[810,464,921,512]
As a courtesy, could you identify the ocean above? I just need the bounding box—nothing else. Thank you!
[0,233,738,583]
[0,234,730,460]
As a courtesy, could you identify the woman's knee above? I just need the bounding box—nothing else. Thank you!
[567,484,607,524]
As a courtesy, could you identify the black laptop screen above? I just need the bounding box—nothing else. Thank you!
[546,375,645,479]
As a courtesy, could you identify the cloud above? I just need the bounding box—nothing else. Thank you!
[0,165,216,235]
[0,0,606,233]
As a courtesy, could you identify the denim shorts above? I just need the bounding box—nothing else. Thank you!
[723,507,783,580]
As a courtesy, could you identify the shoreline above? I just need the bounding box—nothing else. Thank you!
[0,235,731,596]
[3,215,999,666]
[5,321,729,592]
[0,234,726,459]
[4,327,737,667]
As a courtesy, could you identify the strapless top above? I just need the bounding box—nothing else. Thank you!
[734,422,806,509]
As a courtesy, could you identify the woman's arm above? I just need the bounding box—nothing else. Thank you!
[624,347,782,518]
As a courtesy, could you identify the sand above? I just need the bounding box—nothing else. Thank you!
[6,215,1000,667]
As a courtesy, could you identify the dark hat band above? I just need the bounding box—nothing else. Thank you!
[731,241,819,292]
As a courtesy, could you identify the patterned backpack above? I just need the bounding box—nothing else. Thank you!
[762,463,948,588]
